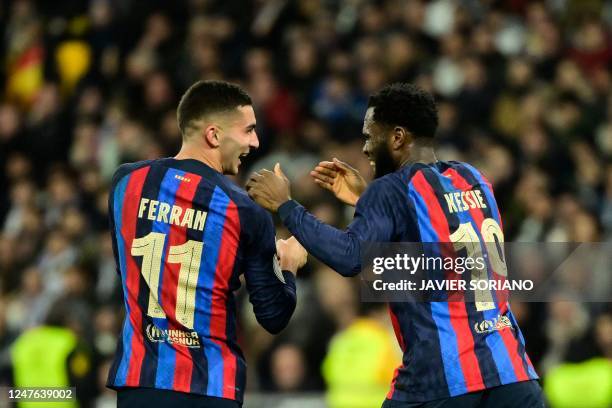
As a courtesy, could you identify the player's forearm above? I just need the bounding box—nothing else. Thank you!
[278,200,361,277]
[251,271,297,334]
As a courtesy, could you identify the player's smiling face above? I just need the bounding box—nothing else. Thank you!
[362,107,397,178]
[218,105,258,175]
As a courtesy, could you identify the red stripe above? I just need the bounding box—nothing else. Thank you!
[444,168,529,382]
[209,200,241,399]
[386,367,400,399]
[161,172,202,392]
[412,171,485,392]
[388,307,405,351]
[121,166,151,386]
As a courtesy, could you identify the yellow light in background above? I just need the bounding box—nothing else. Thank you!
[56,40,91,94]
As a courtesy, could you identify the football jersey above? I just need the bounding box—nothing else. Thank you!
[278,161,538,402]
[106,158,296,403]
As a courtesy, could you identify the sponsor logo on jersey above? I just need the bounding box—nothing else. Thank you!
[474,314,513,334]
[146,323,201,348]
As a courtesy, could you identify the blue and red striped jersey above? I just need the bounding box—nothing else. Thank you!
[106,158,296,403]
[278,161,538,403]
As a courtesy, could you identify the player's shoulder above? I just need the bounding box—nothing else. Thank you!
[215,177,251,207]
[444,160,493,187]
[373,164,434,190]
[360,171,408,203]
[399,161,446,181]
[110,159,156,189]
[369,169,407,188]
[218,180,274,243]
[217,178,272,222]
[442,160,478,173]
[400,160,487,183]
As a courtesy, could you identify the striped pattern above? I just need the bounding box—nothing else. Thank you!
[387,162,538,402]
[107,163,243,402]
[113,165,150,386]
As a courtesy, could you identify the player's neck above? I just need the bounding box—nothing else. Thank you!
[174,144,223,173]
[399,144,437,168]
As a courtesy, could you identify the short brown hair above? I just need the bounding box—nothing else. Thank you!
[176,80,252,136]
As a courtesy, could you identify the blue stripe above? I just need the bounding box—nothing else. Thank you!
[194,186,230,396]
[430,303,469,396]
[409,181,468,396]
[441,169,518,384]
[507,305,539,379]
[113,175,132,386]
[152,168,184,389]
[482,308,518,383]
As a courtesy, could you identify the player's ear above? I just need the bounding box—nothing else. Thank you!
[203,125,221,148]
[392,126,410,150]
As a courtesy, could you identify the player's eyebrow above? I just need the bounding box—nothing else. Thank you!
[245,123,256,131]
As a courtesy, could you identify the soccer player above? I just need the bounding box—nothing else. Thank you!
[246,83,544,407]
[106,80,307,408]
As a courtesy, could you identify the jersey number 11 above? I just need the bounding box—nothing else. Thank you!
[131,232,203,329]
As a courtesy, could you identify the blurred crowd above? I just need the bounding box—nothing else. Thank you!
[0,0,611,407]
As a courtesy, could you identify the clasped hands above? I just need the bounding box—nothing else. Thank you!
[246,158,367,211]
[247,158,367,275]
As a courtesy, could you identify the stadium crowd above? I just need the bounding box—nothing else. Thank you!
[0,0,611,407]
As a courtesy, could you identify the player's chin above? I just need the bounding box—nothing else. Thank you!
[224,161,240,176]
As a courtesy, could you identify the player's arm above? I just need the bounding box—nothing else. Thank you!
[242,207,304,334]
[278,181,394,276]
[247,165,395,277]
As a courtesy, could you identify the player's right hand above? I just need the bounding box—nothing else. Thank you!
[310,158,367,206]
[276,236,308,274]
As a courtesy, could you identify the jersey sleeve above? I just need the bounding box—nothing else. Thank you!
[278,176,401,277]
[242,204,297,334]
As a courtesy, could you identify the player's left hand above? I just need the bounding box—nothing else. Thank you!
[246,163,291,212]
[276,236,307,274]
[310,158,367,206]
